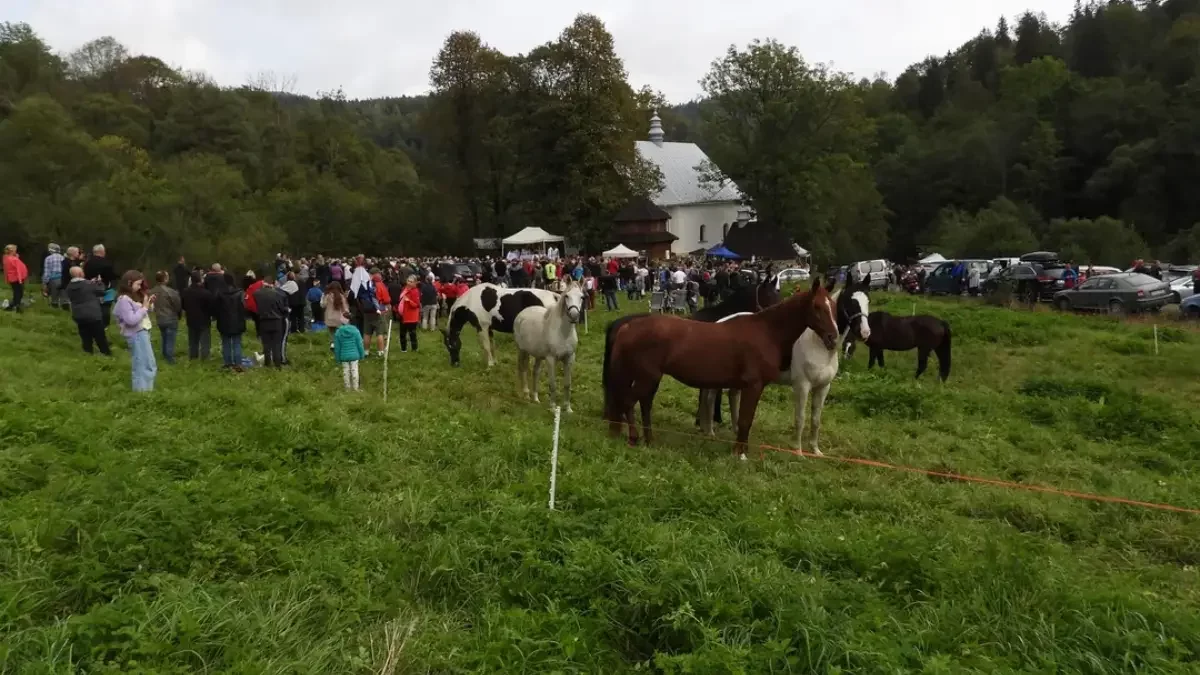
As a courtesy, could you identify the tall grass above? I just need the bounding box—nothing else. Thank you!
[1,294,1199,672]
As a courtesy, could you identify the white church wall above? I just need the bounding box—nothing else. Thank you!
[665,202,741,254]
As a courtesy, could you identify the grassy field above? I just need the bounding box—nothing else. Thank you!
[2,292,1199,673]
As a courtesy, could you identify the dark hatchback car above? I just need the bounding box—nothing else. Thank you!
[981,263,1065,301]
[1052,272,1172,315]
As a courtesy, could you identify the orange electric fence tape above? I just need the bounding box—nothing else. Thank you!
[575,416,1200,516]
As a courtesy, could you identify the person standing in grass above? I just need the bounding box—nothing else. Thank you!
[398,274,421,352]
[82,244,117,327]
[150,271,182,365]
[3,244,28,312]
[321,280,350,351]
[418,275,438,330]
[214,272,246,371]
[334,322,366,390]
[113,270,158,392]
[181,270,214,360]
[306,279,323,328]
[253,274,288,368]
[42,244,65,309]
[66,266,111,355]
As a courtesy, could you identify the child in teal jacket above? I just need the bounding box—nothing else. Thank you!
[334,323,366,390]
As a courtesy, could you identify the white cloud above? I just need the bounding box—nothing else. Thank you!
[14,0,1078,101]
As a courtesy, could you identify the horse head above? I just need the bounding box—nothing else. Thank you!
[837,276,871,345]
[561,282,584,324]
[805,277,840,351]
[755,273,782,311]
[440,327,462,367]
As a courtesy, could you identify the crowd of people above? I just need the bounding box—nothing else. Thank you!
[3,242,790,392]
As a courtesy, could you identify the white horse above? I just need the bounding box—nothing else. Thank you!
[441,283,560,367]
[700,278,871,455]
[513,282,585,412]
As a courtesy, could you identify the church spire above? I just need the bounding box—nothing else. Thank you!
[648,110,664,147]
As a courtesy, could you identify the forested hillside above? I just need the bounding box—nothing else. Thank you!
[3,1,1200,270]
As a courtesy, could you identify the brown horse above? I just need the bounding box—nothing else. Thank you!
[604,278,840,458]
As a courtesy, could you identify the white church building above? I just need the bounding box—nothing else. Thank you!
[634,112,745,256]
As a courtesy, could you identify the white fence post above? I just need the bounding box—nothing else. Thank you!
[548,405,562,510]
[383,316,393,401]
[1153,324,1159,355]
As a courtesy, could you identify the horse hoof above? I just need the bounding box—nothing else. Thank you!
[811,448,824,457]
[565,406,574,414]
[738,454,748,461]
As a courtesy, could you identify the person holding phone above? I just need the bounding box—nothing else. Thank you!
[113,270,158,392]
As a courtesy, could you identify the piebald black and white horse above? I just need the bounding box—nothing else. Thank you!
[702,277,871,455]
[441,283,560,367]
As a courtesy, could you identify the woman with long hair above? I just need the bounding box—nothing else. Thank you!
[113,270,158,391]
[320,281,350,350]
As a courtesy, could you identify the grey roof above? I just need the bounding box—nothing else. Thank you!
[635,141,742,207]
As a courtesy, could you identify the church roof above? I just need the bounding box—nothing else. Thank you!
[613,196,671,223]
[635,140,742,207]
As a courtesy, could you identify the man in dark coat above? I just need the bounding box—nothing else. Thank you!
[181,270,215,360]
[81,244,117,327]
[172,257,190,291]
[253,275,289,368]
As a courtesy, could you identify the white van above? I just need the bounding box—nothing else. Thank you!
[849,259,890,290]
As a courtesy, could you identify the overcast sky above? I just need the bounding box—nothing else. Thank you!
[10,0,1077,102]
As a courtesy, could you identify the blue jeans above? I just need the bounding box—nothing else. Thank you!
[604,290,619,310]
[159,324,178,364]
[221,334,243,367]
[126,330,157,392]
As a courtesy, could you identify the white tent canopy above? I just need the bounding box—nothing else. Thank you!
[502,227,565,247]
[918,252,947,264]
[602,244,639,259]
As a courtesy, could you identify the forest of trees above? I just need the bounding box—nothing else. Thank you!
[3,1,1200,271]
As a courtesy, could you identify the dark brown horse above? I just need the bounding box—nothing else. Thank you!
[846,311,952,381]
[604,278,840,458]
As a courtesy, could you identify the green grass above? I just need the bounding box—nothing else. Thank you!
[2,294,1199,673]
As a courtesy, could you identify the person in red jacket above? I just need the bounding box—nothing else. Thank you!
[3,244,29,313]
[398,275,421,352]
[244,274,264,335]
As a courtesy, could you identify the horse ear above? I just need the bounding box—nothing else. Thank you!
[824,275,837,293]
[809,276,822,294]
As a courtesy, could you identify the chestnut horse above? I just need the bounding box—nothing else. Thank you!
[604,278,840,459]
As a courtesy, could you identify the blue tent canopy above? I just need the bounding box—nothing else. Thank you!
[706,245,741,259]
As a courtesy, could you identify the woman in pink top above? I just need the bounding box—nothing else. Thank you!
[113,270,158,392]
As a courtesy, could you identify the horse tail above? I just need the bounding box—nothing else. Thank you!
[937,321,952,381]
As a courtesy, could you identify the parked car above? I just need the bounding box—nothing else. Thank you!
[1168,276,1195,304]
[1181,293,1200,319]
[777,267,811,284]
[848,259,890,290]
[1082,266,1121,279]
[981,262,1062,301]
[437,262,482,284]
[986,257,1021,278]
[1052,272,1172,315]
[924,259,992,295]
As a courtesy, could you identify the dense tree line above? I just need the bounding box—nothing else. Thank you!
[4,2,1200,271]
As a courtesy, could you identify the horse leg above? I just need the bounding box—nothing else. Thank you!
[481,328,496,368]
[638,377,661,446]
[545,356,558,411]
[698,390,714,436]
[713,389,723,425]
[733,385,764,461]
[517,351,530,400]
[694,389,707,429]
[915,347,930,379]
[808,382,831,457]
[531,357,544,402]
[728,390,741,430]
[791,379,812,453]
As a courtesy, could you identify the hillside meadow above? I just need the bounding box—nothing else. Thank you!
[1,293,1199,673]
